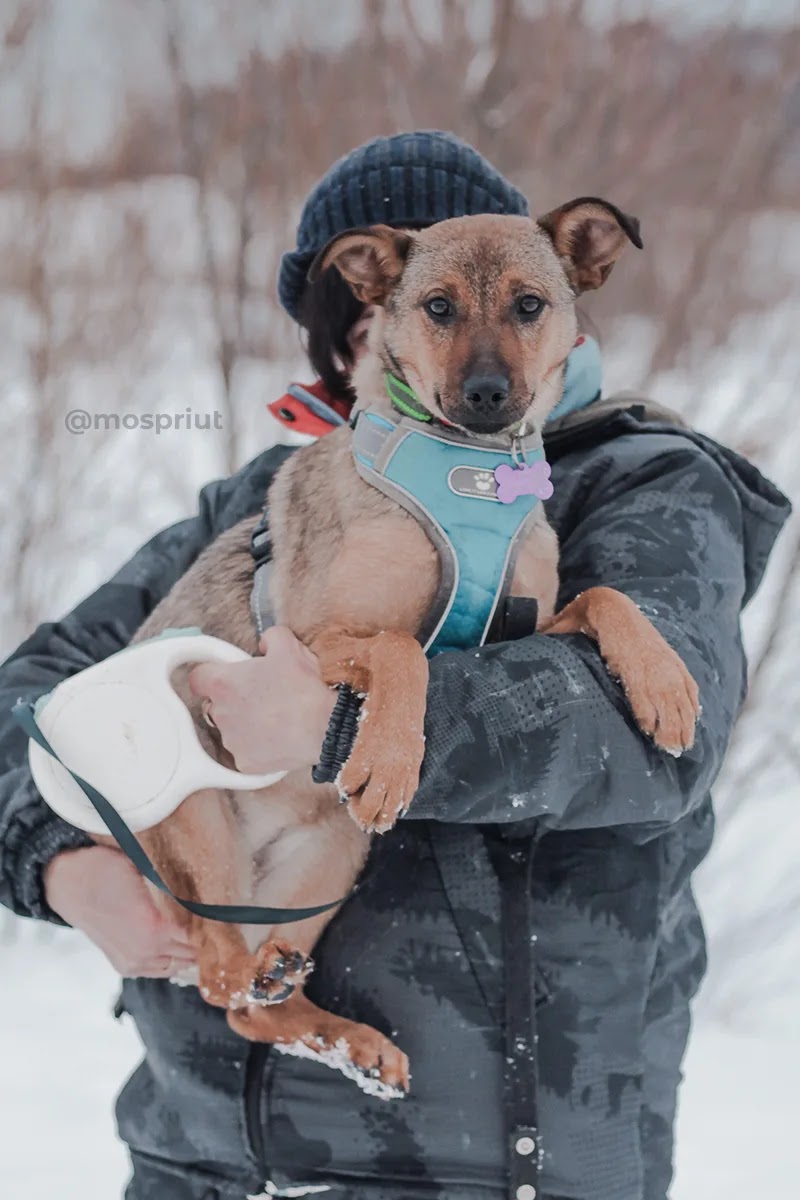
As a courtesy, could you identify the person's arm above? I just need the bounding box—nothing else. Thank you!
[181,434,788,839]
[0,447,289,924]
[408,438,773,834]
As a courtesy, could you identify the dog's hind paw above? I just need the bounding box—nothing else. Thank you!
[247,940,314,1007]
[273,1028,410,1100]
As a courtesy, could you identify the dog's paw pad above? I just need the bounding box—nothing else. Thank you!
[247,941,314,1005]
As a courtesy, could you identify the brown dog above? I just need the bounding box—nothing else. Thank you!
[124,200,699,1098]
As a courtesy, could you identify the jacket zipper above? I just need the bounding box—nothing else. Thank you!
[244,1043,270,1173]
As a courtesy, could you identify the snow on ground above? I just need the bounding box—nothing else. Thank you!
[0,923,140,1199]
[674,1023,800,1200]
[1,918,798,1199]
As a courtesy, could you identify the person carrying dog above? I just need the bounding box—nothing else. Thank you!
[0,132,790,1200]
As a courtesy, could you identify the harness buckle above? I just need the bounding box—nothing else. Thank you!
[250,509,272,567]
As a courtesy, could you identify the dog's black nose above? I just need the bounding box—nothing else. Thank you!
[463,374,509,413]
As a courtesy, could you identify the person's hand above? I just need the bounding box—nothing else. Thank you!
[188,625,337,775]
[44,844,196,978]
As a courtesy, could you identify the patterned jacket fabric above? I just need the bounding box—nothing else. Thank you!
[0,403,790,1200]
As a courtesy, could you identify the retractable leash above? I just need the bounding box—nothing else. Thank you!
[12,630,348,925]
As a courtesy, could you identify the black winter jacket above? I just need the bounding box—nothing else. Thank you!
[0,401,789,1200]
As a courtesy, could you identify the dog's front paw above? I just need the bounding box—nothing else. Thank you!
[628,648,700,755]
[607,638,700,755]
[337,737,422,833]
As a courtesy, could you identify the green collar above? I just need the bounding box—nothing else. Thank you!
[384,372,432,422]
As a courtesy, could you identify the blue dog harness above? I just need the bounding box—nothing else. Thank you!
[352,404,550,655]
[251,336,601,648]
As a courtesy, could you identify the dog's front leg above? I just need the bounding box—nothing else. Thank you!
[309,628,429,833]
[542,586,700,753]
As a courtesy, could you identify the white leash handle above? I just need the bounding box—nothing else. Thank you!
[135,634,287,792]
[28,632,287,835]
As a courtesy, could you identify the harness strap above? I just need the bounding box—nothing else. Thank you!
[492,596,540,644]
[13,701,347,926]
[250,506,275,638]
[352,413,456,651]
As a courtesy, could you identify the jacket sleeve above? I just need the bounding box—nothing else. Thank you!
[0,447,286,923]
[409,437,752,837]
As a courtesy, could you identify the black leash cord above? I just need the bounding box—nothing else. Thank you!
[12,699,349,926]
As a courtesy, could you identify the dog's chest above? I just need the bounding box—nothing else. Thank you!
[268,426,558,644]
[288,508,441,643]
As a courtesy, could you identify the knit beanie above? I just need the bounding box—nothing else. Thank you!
[278,130,529,322]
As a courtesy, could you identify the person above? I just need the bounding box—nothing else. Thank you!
[0,132,790,1200]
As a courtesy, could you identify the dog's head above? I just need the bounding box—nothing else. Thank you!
[310,199,641,436]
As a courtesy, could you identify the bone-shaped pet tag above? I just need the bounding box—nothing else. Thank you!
[494,460,554,505]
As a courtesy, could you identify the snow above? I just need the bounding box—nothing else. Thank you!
[272,1035,405,1102]
[0,923,140,1198]
[674,1024,800,1200]
[1,917,798,1199]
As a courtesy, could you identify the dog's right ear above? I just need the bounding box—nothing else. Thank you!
[308,225,412,305]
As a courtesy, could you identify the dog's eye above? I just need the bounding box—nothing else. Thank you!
[516,294,544,319]
[425,297,453,321]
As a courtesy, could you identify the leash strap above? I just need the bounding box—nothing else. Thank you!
[494,838,541,1198]
[12,700,348,926]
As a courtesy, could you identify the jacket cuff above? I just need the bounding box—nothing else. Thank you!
[312,685,363,786]
[14,816,93,923]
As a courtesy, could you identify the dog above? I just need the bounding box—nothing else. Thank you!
[122,199,700,1098]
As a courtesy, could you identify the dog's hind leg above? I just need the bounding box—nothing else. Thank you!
[309,628,429,833]
[138,790,312,1008]
[541,585,700,753]
[227,990,410,1098]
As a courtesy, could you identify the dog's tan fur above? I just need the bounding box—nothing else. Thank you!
[116,202,699,1095]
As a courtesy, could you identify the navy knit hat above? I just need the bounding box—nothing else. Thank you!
[278,130,529,322]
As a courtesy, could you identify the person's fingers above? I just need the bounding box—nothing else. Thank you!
[259,625,287,653]
[163,942,197,963]
[188,662,226,699]
[260,626,319,673]
[259,625,289,656]
[163,927,195,950]
[141,954,195,978]
[153,913,194,944]
[150,922,195,955]
[144,956,179,978]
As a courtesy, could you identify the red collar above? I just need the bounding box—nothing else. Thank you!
[268,379,352,438]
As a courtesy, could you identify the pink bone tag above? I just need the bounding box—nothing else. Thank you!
[494,460,554,504]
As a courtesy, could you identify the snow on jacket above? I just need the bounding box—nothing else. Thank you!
[0,399,790,1200]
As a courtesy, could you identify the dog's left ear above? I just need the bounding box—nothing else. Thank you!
[308,225,413,305]
[538,198,642,293]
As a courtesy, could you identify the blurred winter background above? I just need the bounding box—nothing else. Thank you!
[0,0,798,1196]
